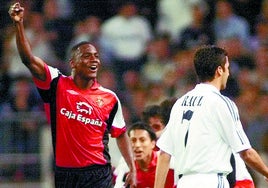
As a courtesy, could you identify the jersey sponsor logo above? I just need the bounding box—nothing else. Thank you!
[77,102,93,114]
[60,101,102,127]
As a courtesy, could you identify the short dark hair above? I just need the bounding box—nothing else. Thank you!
[127,121,157,141]
[194,45,227,82]
[70,41,92,59]
[141,105,163,124]
[159,97,177,125]
[71,41,92,52]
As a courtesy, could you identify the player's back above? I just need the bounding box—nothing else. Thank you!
[158,83,235,176]
[175,84,233,174]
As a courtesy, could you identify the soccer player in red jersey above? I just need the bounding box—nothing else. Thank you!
[9,2,136,188]
[128,122,175,188]
[114,121,175,188]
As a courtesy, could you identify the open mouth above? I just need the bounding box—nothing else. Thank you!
[134,150,142,156]
[89,65,97,71]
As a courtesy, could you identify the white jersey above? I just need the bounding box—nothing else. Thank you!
[157,83,251,177]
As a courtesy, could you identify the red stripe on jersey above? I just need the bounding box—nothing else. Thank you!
[111,126,126,138]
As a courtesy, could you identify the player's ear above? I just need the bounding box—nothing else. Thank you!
[216,66,223,76]
[69,59,75,69]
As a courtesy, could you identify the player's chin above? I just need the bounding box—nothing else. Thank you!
[134,153,143,160]
[87,72,98,78]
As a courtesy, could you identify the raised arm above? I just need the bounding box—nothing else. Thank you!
[116,132,137,188]
[8,2,46,81]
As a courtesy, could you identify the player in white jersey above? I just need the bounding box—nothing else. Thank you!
[154,45,268,188]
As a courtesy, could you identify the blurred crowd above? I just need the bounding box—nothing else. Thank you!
[0,0,268,185]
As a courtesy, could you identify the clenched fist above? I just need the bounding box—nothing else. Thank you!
[8,2,24,22]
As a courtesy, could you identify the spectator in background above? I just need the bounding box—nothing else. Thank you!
[0,76,43,180]
[255,0,268,24]
[235,68,260,128]
[213,0,251,48]
[171,49,197,97]
[0,76,43,153]
[141,33,175,86]
[145,82,169,107]
[249,0,268,52]
[43,0,74,63]
[156,0,200,43]
[72,0,116,21]
[101,1,152,90]
[51,0,73,19]
[134,0,158,29]
[250,18,268,52]
[228,0,262,35]
[177,0,214,50]
[253,43,268,93]
[120,70,147,122]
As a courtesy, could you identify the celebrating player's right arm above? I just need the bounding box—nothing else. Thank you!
[8,2,46,81]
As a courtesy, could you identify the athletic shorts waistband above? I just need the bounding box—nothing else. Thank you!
[179,173,226,179]
[55,164,111,172]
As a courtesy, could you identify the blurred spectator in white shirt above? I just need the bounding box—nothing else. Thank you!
[101,1,152,90]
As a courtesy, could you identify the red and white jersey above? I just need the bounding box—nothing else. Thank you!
[33,64,126,168]
[234,153,255,188]
[234,153,253,181]
[114,151,175,188]
[157,84,251,178]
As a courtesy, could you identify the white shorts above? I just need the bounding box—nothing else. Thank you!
[176,173,230,188]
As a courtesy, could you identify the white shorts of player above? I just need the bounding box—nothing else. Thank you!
[176,173,230,188]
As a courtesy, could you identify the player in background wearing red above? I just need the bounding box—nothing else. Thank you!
[114,121,175,188]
